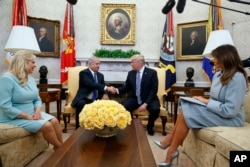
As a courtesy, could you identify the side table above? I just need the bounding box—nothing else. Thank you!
[37,84,62,122]
[171,85,210,124]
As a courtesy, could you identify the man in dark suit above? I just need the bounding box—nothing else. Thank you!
[71,56,114,129]
[110,54,160,136]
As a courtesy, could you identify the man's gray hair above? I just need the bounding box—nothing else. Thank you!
[88,56,99,66]
[114,16,123,23]
[131,54,145,65]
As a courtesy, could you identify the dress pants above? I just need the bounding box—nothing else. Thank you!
[124,97,160,129]
[75,98,93,129]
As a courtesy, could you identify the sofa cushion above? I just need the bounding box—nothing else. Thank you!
[0,132,48,167]
[0,123,31,144]
[182,130,218,167]
[215,123,250,159]
[245,112,250,123]
[192,126,235,146]
[244,86,250,123]
[214,153,229,167]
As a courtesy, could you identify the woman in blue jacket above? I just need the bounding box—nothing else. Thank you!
[155,44,248,167]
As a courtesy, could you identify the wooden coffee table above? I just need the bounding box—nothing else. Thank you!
[40,119,156,167]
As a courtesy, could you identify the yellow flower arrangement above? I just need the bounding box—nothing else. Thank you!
[79,100,132,130]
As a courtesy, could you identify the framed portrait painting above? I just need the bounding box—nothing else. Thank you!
[28,16,60,57]
[101,3,136,45]
[177,20,208,60]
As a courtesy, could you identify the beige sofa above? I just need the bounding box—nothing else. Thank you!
[0,123,48,167]
[181,87,250,167]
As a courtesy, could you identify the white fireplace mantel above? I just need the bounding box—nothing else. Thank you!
[76,57,159,83]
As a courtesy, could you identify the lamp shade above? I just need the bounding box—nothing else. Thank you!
[202,30,234,56]
[4,25,41,54]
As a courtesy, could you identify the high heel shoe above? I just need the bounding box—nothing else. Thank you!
[153,140,170,150]
[158,150,179,167]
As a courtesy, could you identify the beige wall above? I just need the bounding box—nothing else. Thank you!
[0,0,250,86]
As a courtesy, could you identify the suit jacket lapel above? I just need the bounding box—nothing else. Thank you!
[87,68,96,82]
[141,67,148,84]
[132,70,137,87]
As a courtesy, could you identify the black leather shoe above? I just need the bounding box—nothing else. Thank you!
[147,128,155,136]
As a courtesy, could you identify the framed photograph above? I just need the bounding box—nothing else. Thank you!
[177,20,208,60]
[101,3,136,45]
[28,16,60,57]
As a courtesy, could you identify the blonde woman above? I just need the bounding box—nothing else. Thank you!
[0,50,62,150]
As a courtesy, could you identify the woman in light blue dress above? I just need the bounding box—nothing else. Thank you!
[154,45,249,167]
[0,50,62,150]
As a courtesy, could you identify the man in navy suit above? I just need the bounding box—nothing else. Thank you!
[71,56,114,129]
[110,54,160,136]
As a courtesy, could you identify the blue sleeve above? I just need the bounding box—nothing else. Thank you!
[0,76,22,119]
[30,76,42,108]
[207,73,247,118]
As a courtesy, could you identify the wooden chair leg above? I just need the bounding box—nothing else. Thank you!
[62,113,70,133]
[67,114,71,123]
[160,116,167,136]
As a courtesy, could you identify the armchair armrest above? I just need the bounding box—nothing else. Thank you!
[64,90,70,106]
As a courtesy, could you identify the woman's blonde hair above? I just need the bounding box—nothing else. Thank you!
[9,50,36,86]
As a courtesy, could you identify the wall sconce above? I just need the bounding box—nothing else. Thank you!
[4,25,41,54]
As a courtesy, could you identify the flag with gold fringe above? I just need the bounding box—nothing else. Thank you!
[5,0,27,65]
[60,3,76,85]
[158,10,176,91]
[202,0,223,82]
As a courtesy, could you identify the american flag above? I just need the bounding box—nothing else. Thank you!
[158,10,176,91]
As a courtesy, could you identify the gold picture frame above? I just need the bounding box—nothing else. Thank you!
[101,3,136,45]
[177,20,208,60]
[28,16,60,57]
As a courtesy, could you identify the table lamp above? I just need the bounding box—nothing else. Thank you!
[202,30,234,56]
[4,25,41,54]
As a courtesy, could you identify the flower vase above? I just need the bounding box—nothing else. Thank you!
[94,127,117,138]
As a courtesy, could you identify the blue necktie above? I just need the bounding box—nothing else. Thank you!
[92,72,98,100]
[136,71,142,104]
